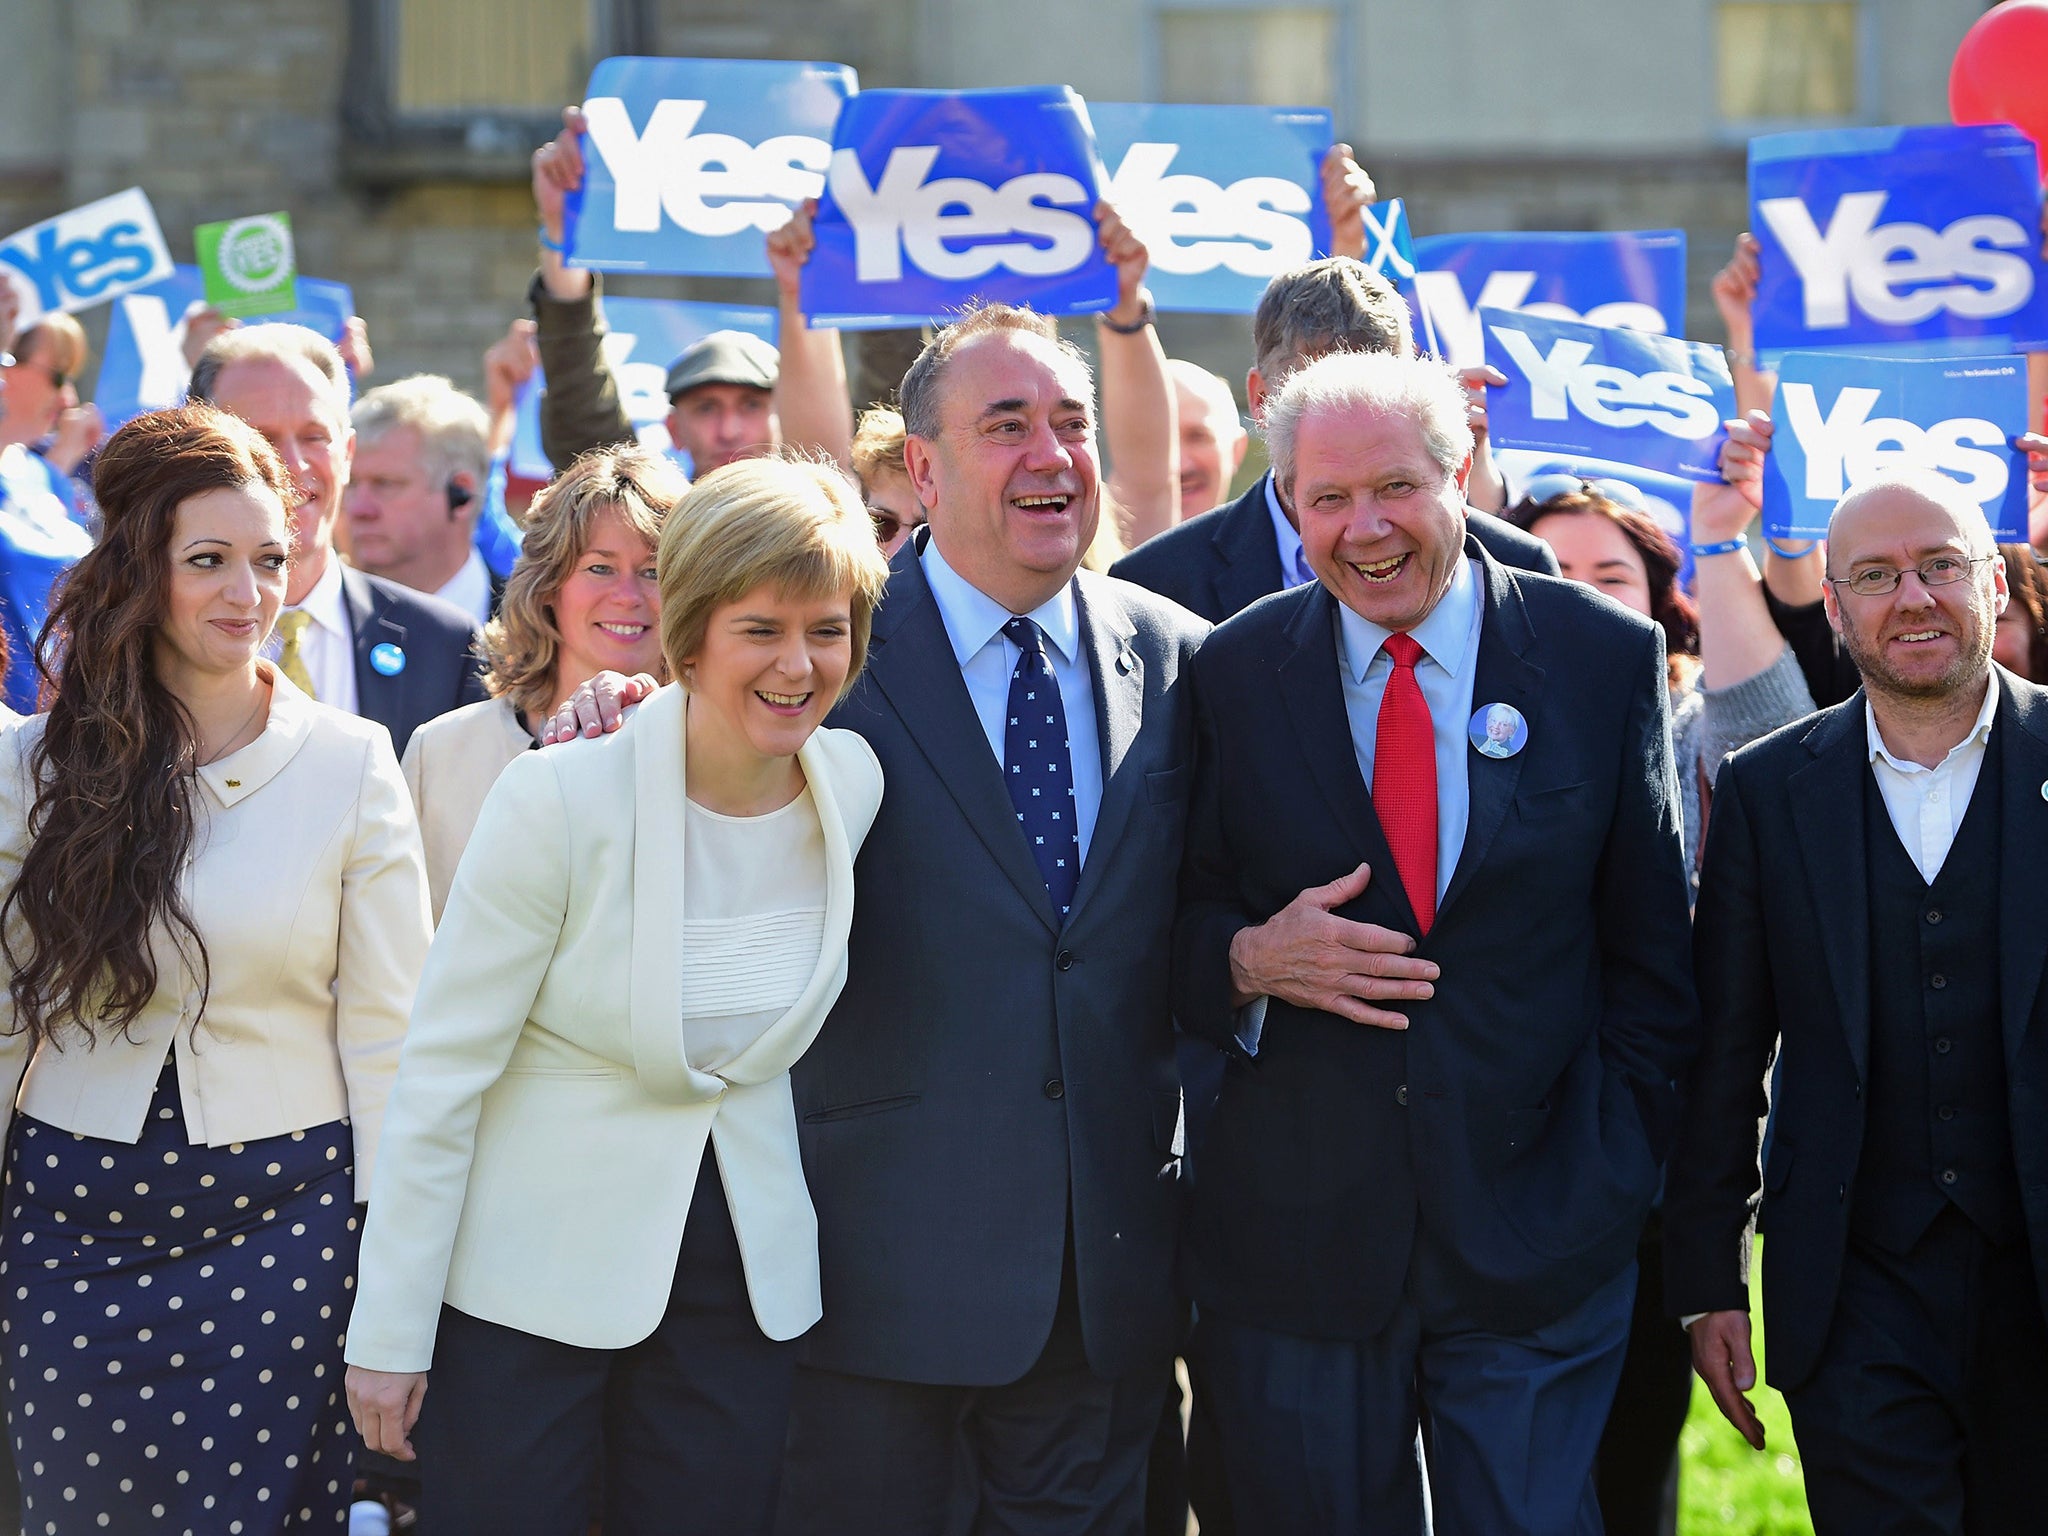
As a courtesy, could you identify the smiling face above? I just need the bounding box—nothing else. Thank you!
[667,383,779,478]
[1823,483,2006,703]
[152,482,292,689]
[205,355,354,605]
[1288,400,1469,633]
[907,327,1100,614]
[548,508,663,703]
[679,581,855,766]
[1529,509,1654,620]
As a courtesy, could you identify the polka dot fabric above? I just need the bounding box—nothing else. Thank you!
[0,1065,360,1532]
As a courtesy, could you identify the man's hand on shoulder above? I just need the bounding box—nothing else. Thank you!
[539,671,659,744]
[1226,862,1438,1030]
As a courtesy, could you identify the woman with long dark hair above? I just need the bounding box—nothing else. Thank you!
[0,404,433,1533]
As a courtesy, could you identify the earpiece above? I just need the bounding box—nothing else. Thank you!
[445,478,475,513]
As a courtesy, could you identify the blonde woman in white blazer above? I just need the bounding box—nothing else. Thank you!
[347,454,891,1536]
[403,447,685,921]
[0,407,432,1536]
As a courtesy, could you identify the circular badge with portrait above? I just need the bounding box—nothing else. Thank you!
[1468,702,1528,760]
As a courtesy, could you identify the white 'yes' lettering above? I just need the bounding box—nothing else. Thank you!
[825,145,1095,283]
[1099,143,1312,278]
[1415,269,1667,369]
[1488,326,1722,440]
[583,96,829,238]
[1778,381,2010,502]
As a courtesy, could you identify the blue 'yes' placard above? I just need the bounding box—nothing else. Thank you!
[1749,124,2048,353]
[96,265,356,431]
[0,188,176,325]
[566,56,857,281]
[1762,350,2030,540]
[1408,230,1686,370]
[1482,308,1733,483]
[509,296,779,480]
[1091,103,1332,315]
[803,87,1119,330]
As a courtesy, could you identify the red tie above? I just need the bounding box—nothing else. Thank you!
[1373,633,1437,935]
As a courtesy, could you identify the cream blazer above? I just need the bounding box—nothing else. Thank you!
[0,671,432,1200]
[400,695,533,922]
[345,684,884,1372]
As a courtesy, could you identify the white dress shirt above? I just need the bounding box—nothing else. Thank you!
[920,537,1105,862]
[1866,670,1999,883]
[268,556,359,714]
[1263,472,1319,590]
[434,547,495,628]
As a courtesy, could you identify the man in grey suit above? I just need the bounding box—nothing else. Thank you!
[551,303,1206,1532]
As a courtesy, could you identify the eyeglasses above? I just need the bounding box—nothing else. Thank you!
[4,355,67,390]
[869,507,925,545]
[1512,472,1650,516]
[1824,554,1993,598]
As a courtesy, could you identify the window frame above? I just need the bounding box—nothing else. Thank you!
[1709,0,1875,142]
[1142,0,1352,123]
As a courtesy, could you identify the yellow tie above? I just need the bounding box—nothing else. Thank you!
[274,610,318,700]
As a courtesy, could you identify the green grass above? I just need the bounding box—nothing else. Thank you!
[1676,1238,1814,1535]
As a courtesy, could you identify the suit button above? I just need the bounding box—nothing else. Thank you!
[1838,1183,1847,1202]
[1930,974,1948,990]
[1942,1168,1958,1185]
[1396,1084,1408,1106]
[1936,1037,1953,1055]
[1853,1082,1863,1099]
[1939,1104,1956,1121]
[1056,950,1075,972]
[1926,909,1944,924]
[1044,1079,1064,1100]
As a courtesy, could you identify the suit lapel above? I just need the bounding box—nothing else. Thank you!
[863,549,1060,933]
[1790,701,1873,1083]
[1211,477,1287,618]
[1995,673,2048,1067]
[1067,575,1142,922]
[1274,583,1411,926]
[1437,545,1543,921]
[341,567,409,730]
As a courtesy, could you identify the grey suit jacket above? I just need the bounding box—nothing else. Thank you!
[794,533,1207,1385]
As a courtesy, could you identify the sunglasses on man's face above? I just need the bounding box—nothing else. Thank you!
[869,507,926,545]
[5,355,68,391]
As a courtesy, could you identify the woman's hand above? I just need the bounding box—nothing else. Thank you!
[346,1365,428,1461]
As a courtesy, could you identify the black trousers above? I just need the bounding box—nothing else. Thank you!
[413,1150,798,1536]
[1784,1205,2048,1536]
[775,1240,1165,1536]
[1594,1221,1692,1536]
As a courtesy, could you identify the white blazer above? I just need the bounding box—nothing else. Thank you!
[0,671,432,1199]
[345,684,884,1372]
[400,695,533,922]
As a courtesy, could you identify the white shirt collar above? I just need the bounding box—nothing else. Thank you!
[434,548,494,626]
[919,534,1081,668]
[1262,472,1315,588]
[1336,553,1483,685]
[289,554,351,640]
[1865,668,2000,774]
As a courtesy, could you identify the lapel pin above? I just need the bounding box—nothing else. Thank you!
[369,642,407,677]
[225,779,241,789]
[2040,779,2048,802]
[1468,702,1528,760]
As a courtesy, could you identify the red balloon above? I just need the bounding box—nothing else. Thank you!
[1951,0,2048,178]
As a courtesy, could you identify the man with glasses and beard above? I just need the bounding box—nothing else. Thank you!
[1668,469,2048,1535]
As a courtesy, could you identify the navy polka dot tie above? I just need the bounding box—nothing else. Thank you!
[1003,617,1080,921]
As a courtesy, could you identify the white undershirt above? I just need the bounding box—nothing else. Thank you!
[1865,671,1998,883]
[434,548,494,628]
[676,787,827,1072]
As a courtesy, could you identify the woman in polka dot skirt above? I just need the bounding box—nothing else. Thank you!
[0,404,433,1533]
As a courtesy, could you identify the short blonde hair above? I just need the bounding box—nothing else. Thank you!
[352,374,490,494]
[15,312,87,377]
[659,454,891,698]
[483,446,687,718]
[850,405,908,487]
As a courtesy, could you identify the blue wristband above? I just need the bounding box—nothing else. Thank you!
[1764,535,1819,558]
[1690,535,1748,558]
[538,224,568,254]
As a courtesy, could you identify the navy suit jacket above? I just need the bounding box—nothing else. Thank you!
[1111,473,1560,624]
[1663,674,2048,1389]
[338,566,487,755]
[793,535,1208,1385]
[1172,540,1698,1341]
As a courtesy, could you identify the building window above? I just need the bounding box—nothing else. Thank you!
[1716,1,1861,122]
[1155,6,1337,110]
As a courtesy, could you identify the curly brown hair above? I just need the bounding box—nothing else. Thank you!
[3,405,294,1047]
[1506,488,1701,675]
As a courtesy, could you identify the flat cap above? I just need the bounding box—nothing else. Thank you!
[665,330,779,399]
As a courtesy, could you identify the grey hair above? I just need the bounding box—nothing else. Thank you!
[1264,350,1474,496]
[1252,257,1414,383]
[1829,468,1999,557]
[899,302,1094,443]
[188,323,351,420]
[351,374,490,501]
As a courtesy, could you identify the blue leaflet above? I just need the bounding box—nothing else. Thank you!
[803,87,1119,329]
[1749,123,2048,351]
[1762,351,2030,540]
[1090,103,1332,314]
[1482,308,1733,483]
[1406,230,1686,370]
[96,265,356,430]
[508,296,779,480]
[566,56,857,280]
